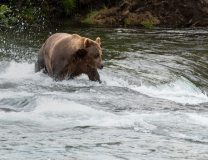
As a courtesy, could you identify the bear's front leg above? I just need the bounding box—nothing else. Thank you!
[87,68,102,83]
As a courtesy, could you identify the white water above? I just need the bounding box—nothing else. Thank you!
[1,25,208,159]
[0,61,208,142]
[1,61,208,104]
[132,77,208,105]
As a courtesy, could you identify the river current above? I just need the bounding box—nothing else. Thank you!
[0,20,208,159]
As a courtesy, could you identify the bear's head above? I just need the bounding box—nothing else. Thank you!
[75,37,104,69]
[84,37,104,69]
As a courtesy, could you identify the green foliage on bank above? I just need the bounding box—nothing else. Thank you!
[124,18,130,26]
[0,5,17,28]
[60,0,75,17]
[142,20,154,29]
[141,16,154,29]
[0,0,76,28]
[82,4,107,24]
[1,0,76,20]
[82,10,100,23]
[124,15,155,29]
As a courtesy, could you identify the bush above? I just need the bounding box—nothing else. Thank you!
[142,20,154,29]
[60,0,76,17]
[2,0,76,20]
[0,5,17,28]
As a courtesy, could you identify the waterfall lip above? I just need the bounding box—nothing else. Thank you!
[131,77,208,105]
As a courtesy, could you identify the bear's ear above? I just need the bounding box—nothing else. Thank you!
[84,38,91,49]
[95,37,101,46]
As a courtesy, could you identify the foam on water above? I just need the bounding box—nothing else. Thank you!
[131,77,208,105]
[0,97,143,128]
[164,29,208,34]
[1,61,208,105]
[0,95,158,130]
[102,72,208,104]
[0,90,34,99]
[0,95,204,129]
[0,96,208,143]
[187,113,208,126]
[0,61,101,87]
[0,61,36,80]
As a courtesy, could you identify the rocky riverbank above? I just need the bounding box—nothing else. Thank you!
[78,0,208,27]
[1,0,208,28]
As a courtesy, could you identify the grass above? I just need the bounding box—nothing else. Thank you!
[124,18,130,26]
[124,14,155,29]
[82,10,100,23]
[82,4,107,24]
[142,15,154,29]
[124,18,138,26]
[142,20,154,29]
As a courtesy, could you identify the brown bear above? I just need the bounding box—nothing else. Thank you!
[35,33,104,83]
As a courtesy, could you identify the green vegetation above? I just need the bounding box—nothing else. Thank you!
[0,0,77,28]
[124,15,155,29]
[1,0,76,20]
[124,18,130,27]
[82,10,100,23]
[142,16,154,29]
[59,0,76,17]
[0,5,17,28]
[82,4,107,24]
[142,20,154,29]
[102,4,107,10]
[18,8,36,20]
[124,18,138,27]
[0,1,157,28]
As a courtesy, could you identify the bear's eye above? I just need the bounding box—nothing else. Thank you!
[94,53,99,59]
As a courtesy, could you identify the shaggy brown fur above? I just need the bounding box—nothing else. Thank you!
[35,33,104,83]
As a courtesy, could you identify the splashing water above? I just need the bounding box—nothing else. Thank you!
[1,21,208,159]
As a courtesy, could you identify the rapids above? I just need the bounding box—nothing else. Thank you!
[1,21,208,159]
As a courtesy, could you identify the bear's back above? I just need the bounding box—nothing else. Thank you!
[46,33,85,58]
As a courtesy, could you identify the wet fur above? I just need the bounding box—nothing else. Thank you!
[35,33,103,83]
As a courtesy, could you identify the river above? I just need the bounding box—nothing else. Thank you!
[0,20,208,160]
